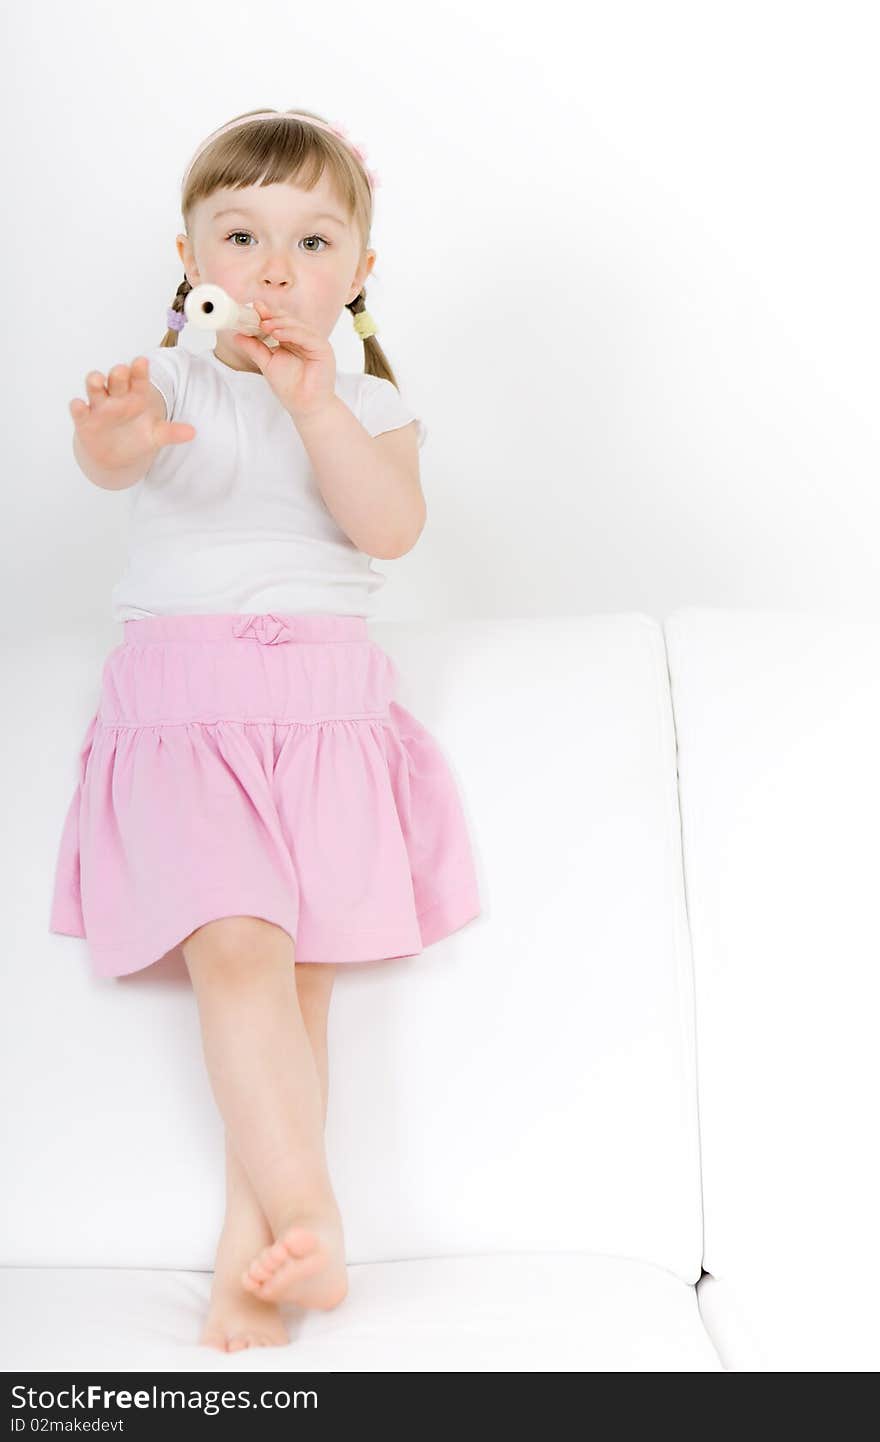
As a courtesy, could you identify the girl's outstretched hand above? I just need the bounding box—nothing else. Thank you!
[230,299,338,424]
[69,357,196,472]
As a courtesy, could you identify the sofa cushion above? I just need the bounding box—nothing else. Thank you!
[0,1254,722,1371]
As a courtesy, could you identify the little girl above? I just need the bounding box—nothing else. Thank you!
[49,107,482,1354]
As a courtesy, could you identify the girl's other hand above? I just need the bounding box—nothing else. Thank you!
[69,357,196,471]
[230,300,337,423]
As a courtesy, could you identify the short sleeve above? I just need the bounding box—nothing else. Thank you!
[358,372,427,450]
[141,344,187,422]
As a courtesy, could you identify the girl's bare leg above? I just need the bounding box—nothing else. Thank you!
[182,917,346,1334]
[199,959,336,1352]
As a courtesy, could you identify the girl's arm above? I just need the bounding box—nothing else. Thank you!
[295,399,425,559]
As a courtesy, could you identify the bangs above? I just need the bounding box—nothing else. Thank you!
[185,115,360,228]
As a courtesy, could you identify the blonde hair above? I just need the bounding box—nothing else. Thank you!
[161,107,397,386]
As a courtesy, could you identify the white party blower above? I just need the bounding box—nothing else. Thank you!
[183,283,281,349]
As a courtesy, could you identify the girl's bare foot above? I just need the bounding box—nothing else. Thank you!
[241,1207,348,1311]
[200,1216,290,1352]
[201,1280,290,1353]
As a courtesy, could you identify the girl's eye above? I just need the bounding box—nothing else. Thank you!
[224,231,329,252]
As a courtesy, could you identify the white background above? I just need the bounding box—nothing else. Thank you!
[4,0,878,636]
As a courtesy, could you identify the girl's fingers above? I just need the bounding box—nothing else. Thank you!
[259,322,322,352]
[128,357,151,387]
[85,372,108,406]
[261,317,313,334]
[74,359,150,421]
[106,364,131,397]
[231,333,269,366]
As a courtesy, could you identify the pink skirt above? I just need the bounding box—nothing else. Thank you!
[48,612,482,978]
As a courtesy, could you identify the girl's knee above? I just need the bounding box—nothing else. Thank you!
[181,915,296,977]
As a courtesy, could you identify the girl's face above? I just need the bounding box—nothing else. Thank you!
[177,172,375,371]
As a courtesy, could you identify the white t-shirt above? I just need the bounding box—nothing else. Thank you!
[109,342,427,622]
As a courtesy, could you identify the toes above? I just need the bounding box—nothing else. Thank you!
[242,1227,320,1291]
[252,1242,281,1270]
[239,1225,330,1305]
[279,1226,320,1260]
[227,1331,285,1351]
[259,1250,325,1301]
[258,1273,283,1301]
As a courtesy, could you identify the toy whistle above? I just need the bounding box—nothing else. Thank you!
[183,283,281,349]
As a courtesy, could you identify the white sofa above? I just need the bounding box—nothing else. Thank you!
[3,609,877,1372]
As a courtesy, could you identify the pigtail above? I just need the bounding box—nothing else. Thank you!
[160,277,193,348]
[347,291,397,388]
